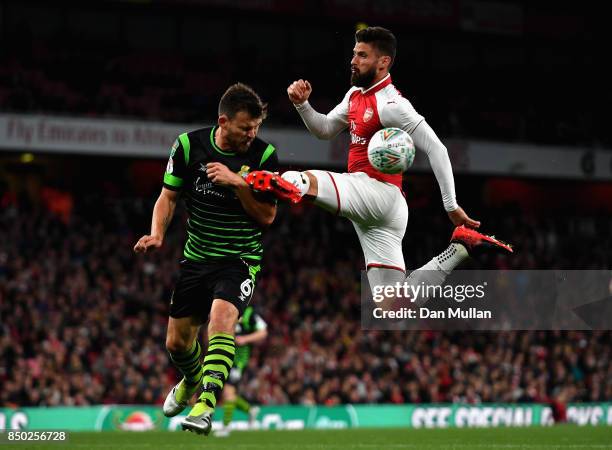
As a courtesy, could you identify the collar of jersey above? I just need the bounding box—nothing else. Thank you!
[360,74,392,96]
[210,126,237,156]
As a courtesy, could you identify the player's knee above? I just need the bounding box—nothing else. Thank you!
[281,171,312,197]
[208,299,239,336]
[165,336,192,354]
[208,318,235,336]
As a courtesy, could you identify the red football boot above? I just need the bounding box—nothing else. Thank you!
[245,171,302,204]
[451,225,513,254]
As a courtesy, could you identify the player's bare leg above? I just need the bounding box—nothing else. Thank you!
[166,317,200,354]
[182,299,239,436]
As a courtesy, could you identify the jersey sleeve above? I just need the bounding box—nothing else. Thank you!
[163,136,188,191]
[410,121,458,211]
[379,97,424,134]
[326,88,355,125]
[293,88,355,139]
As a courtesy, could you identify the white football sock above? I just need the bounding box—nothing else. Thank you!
[404,243,469,305]
[433,242,469,274]
[281,171,310,197]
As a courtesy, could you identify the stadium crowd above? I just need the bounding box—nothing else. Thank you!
[1,189,611,408]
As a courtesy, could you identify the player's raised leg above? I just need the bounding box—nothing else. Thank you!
[163,316,203,417]
[339,172,513,302]
[278,169,513,302]
[181,299,238,436]
[246,168,337,208]
[282,169,349,215]
[368,226,512,306]
[406,225,513,301]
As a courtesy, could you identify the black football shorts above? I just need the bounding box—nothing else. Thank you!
[169,258,259,320]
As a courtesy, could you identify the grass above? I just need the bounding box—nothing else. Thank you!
[4,425,612,450]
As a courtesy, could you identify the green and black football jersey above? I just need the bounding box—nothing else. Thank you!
[234,306,267,370]
[163,126,279,263]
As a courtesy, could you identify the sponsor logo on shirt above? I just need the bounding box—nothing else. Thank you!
[350,133,368,145]
[194,176,227,199]
[238,165,250,178]
[349,120,368,145]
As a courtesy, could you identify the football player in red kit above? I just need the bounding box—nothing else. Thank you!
[250,26,512,298]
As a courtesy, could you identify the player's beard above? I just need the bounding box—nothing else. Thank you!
[228,133,253,153]
[351,66,377,88]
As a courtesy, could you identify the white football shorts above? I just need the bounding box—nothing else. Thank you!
[307,170,408,272]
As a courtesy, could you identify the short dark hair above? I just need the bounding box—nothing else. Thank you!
[355,26,397,67]
[218,83,268,120]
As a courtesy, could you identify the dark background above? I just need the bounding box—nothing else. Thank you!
[0,0,607,145]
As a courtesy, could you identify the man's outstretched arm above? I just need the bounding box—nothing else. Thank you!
[381,100,480,228]
[410,121,480,228]
[134,187,179,252]
[288,79,349,140]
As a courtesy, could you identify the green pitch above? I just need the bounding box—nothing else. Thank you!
[5,426,611,450]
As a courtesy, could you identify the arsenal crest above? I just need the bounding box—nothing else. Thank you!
[363,107,374,122]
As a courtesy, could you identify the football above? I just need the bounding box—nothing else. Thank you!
[367,127,415,174]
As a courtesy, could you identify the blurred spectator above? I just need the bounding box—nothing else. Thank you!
[1,191,610,406]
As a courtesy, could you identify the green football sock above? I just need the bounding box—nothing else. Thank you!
[198,333,235,410]
[223,400,236,426]
[168,340,203,386]
[235,395,251,413]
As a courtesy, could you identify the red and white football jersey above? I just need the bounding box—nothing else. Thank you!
[328,75,424,188]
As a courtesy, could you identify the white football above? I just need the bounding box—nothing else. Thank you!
[367,128,415,174]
